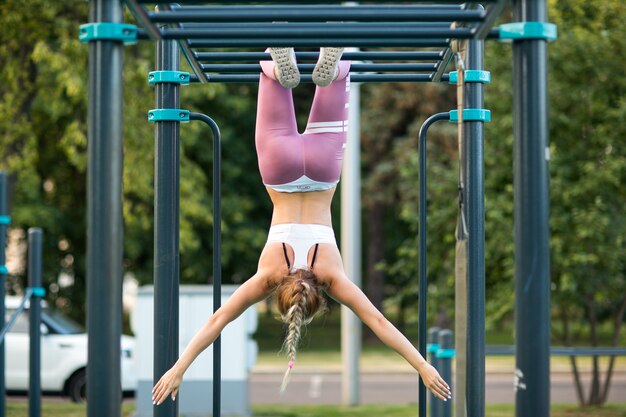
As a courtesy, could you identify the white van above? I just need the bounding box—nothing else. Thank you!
[3,296,136,402]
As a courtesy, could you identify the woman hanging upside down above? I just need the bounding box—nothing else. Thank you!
[152,48,451,404]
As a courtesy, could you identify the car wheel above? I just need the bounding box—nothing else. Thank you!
[67,369,87,403]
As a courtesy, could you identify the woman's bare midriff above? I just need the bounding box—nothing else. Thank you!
[267,187,336,227]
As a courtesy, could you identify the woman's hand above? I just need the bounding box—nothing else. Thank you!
[419,362,452,401]
[152,367,183,406]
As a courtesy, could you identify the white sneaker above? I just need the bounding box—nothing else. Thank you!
[268,47,300,88]
[312,47,344,87]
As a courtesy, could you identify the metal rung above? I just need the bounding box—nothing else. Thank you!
[201,63,438,73]
[193,51,445,62]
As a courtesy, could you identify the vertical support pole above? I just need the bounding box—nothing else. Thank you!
[341,60,361,407]
[87,1,124,416]
[437,330,453,417]
[512,1,551,417]
[464,38,485,417]
[427,327,440,417]
[0,172,7,417]
[417,112,450,417]
[212,117,222,417]
[153,37,181,417]
[28,228,43,417]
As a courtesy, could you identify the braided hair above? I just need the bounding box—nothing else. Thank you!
[275,268,328,392]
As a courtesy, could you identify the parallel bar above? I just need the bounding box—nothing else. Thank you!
[191,74,448,83]
[189,113,222,417]
[171,4,466,10]
[28,228,43,417]
[464,37,486,417]
[417,112,451,417]
[0,172,7,416]
[149,9,485,23]
[200,63,438,73]
[135,0,498,3]
[181,22,456,29]
[194,51,445,62]
[153,38,180,417]
[161,27,474,39]
[187,39,451,47]
[513,0,551,416]
[137,0,498,4]
[87,1,124,416]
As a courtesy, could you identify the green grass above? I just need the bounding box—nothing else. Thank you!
[253,404,626,417]
[8,402,626,417]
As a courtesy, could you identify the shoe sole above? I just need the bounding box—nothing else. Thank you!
[269,48,300,88]
[312,47,344,87]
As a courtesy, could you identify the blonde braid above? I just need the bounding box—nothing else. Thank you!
[279,280,310,392]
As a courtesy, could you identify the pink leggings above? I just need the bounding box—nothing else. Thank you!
[255,61,351,189]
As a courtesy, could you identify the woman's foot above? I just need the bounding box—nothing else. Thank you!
[268,47,300,88]
[312,47,344,87]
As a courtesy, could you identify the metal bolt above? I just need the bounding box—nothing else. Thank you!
[179,113,185,118]
[149,113,154,119]
[149,75,154,81]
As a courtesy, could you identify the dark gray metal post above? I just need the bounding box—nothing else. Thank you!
[427,327,441,417]
[417,112,450,417]
[512,1,551,416]
[437,330,453,417]
[153,37,181,417]
[87,1,124,416]
[28,228,43,417]
[463,38,486,417]
[188,112,222,417]
[0,172,7,417]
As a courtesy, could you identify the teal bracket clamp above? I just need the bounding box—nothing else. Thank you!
[148,109,190,123]
[0,215,11,225]
[79,23,138,44]
[28,287,46,297]
[449,70,491,85]
[436,348,456,359]
[450,109,491,122]
[427,343,440,354]
[148,71,191,85]
[0,265,7,275]
[499,22,558,42]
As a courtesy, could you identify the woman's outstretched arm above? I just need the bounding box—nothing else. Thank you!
[151,270,273,405]
[316,248,451,401]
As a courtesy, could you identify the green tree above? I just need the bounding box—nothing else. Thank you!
[0,1,272,325]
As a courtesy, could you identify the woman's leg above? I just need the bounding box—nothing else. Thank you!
[256,68,298,139]
[306,61,351,131]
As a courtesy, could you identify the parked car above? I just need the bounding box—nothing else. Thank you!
[3,296,136,402]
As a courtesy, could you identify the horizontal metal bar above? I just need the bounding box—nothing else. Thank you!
[185,38,452,48]
[149,9,485,23]
[161,26,474,39]
[181,22,456,29]
[194,51,445,62]
[171,4,467,10]
[191,73,449,83]
[201,63,438,73]
[135,0,497,3]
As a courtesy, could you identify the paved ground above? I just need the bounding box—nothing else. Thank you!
[8,371,625,406]
[250,371,626,405]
